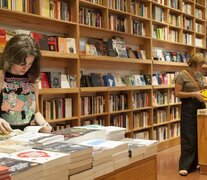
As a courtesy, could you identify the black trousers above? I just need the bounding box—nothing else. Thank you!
[179,98,205,172]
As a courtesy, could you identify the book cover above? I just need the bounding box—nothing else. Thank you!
[34,142,93,158]
[49,72,61,88]
[90,73,104,87]
[0,165,9,175]
[39,72,50,88]
[65,38,76,53]
[0,139,33,154]
[30,32,49,50]
[47,35,58,51]
[57,37,67,53]
[103,74,115,87]
[0,29,6,48]
[68,75,77,88]
[11,149,70,166]
[112,38,128,58]
[11,132,65,146]
[0,157,41,176]
[53,127,106,143]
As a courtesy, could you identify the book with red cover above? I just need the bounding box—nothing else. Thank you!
[47,36,58,51]
[30,32,49,50]
[39,72,50,88]
[0,165,9,175]
[0,29,6,48]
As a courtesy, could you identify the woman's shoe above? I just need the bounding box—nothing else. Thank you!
[179,170,188,176]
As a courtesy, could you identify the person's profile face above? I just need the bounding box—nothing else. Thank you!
[9,55,35,75]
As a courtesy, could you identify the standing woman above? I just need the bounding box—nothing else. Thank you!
[0,34,52,134]
[175,53,207,176]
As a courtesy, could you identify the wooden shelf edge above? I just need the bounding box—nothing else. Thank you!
[39,88,79,94]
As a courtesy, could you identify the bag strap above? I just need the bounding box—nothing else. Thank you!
[183,69,201,90]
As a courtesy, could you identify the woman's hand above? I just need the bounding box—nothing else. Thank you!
[0,118,12,134]
[193,91,205,102]
[39,122,52,133]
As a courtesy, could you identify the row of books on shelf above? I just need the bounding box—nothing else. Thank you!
[81,36,147,59]
[170,106,180,121]
[0,28,77,53]
[0,125,158,179]
[108,0,127,12]
[81,96,105,116]
[39,72,77,89]
[153,49,190,63]
[153,109,167,124]
[80,72,151,87]
[0,0,71,21]
[133,111,149,129]
[131,0,148,17]
[43,97,72,120]
[132,92,150,108]
[152,73,176,85]
[153,91,168,106]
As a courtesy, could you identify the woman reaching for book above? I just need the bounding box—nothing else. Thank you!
[175,53,207,176]
[0,34,52,135]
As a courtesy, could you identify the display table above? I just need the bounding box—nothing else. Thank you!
[95,155,157,180]
[197,109,207,174]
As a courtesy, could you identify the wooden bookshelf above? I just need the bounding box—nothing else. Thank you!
[0,0,206,151]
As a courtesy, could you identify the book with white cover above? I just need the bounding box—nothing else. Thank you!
[11,149,70,169]
[11,132,65,145]
[53,127,106,144]
[79,139,128,155]
[121,138,147,157]
[0,139,33,154]
[129,139,158,157]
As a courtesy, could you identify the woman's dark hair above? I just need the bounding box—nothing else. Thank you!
[0,34,41,83]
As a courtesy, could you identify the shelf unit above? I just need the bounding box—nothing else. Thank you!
[0,0,206,151]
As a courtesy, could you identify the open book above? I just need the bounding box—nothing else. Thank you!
[0,125,48,140]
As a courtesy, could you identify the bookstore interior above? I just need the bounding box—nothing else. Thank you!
[0,0,207,179]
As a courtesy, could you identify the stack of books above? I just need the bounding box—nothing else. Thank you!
[0,154,43,180]
[121,138,147,163]
[10,149,70,180]
[0,165,10,180]
[75,125,126,141]
[80,139,129,176]
[69,168,94,180]
[34,141,93,176]
[53,127,106,143]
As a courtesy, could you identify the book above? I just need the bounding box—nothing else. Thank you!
[53,127,106,143]
[0,156,42,179]
[47,35,58,51]
[201,89,207,101]
[0,129,23,140]
[11,132,65,146]
[79,139,128,155]
[0,165,9,175]
[48,72,61,88]
[39,72,50,89]
[11,149,70,169]
[0,139,33,154]
[30,32,49,50]
[33,142,93,158]
[65,38,76,53]
[90,73,104,87]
